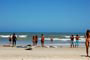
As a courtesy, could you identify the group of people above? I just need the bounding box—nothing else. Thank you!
[69,30,90,57]
[32,35,38,46]
[32,34,54,47]
[32,34,45,47]
[33,34,80,48]
[8,33,17,47]
[6,30,90,57]
[70,34,80,48]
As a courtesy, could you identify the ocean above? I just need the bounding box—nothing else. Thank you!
[0,32,85,47]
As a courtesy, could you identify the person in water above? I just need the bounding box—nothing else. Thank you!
[41,34,45,47]
[51,36,53,43]
[9,35,12,45]
[70,35,74,48]
[75,34,80,48]
[86,30,90,57]
[35,35,38,46]
[12,33,17,47]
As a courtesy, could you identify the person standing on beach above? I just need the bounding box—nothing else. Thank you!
[8,35,12,46]
[35,35,38,46]
[75,34,80,48]
[32,35,35,46]
[70,35,74,48]
[12,33,17,47]
[85,30,90,57]
[41,34,45,47]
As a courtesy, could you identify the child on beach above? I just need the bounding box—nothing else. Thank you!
[41,34,45,47]
[70,35,74,48]
[75,34,80,48]
[85,30,90,57]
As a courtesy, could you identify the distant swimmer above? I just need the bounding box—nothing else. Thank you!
[51,36,53,43]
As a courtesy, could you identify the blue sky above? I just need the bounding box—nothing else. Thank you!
[0,0,90,32]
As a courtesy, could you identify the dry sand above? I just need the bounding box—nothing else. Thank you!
[0,46,89,60]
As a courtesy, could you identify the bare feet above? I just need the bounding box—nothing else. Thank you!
[86,55,89,57]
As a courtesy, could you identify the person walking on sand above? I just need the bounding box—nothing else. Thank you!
[70,35,74,48]
[85,30,90,57]
[12,33,17,47]
[8,35,12,46]
[41,34,45,47]
[75,34,80,48]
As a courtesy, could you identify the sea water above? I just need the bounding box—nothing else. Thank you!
[0,32,85,47]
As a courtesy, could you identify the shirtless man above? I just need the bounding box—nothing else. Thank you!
[12,33,17,47]
[75,35,80,48]
[70,35,74,48]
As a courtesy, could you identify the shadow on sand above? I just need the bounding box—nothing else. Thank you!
[81,55,90,58]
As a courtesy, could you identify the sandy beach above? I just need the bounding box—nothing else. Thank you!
[0,46,89,60]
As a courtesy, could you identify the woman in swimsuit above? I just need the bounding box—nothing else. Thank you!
[41,34,45,47]
[86,30,90,57]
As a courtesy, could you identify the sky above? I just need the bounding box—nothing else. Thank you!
[0,0,90,32]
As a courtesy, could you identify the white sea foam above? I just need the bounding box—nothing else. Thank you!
[64,36,85,42]
[39,37,85,42]
[39,38,70,41]
[0,35,27,38]
[80,36,85,38]
[79,38,85,42]
[0,35,17,38]
[0,35,10,38]
[0,35,85,42]
[65,36,70,38]
[65,36,85,38]
[18,35,27,38]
